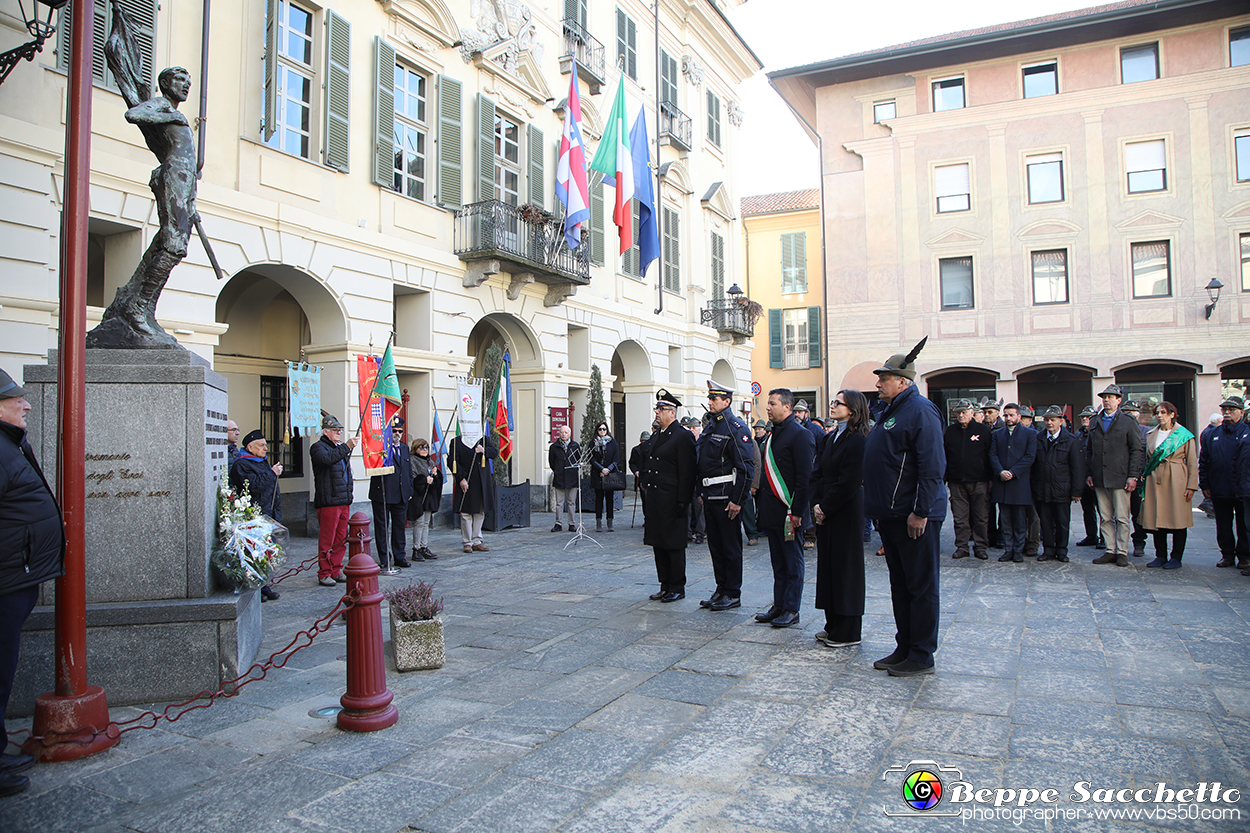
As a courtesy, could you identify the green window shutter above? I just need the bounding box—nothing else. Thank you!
[662,207,680,291]
[372,37,396,187]
[769,309,783,368]
[623,203,639,277]
[616,9,636,79]
[794,232,807,291]
[324,11,351,172]
[62,0,157,91]
[660,51,677,106]
[527,124,544,208]
[565,0,587,27]
[591,180,605,265]
[262,0,278,141]
[807,306,822,368]
[476,93,496,203]
[707,90,721,147]
[437,74,462,209]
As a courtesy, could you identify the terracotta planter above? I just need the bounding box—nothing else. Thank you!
[390,613,445,671]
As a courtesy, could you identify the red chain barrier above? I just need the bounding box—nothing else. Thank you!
[12,587,362,752]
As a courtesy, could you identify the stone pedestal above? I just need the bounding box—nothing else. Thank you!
[13,349,261,715]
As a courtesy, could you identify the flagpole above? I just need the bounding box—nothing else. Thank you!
[653,0,664,315]
[354,331,396,440]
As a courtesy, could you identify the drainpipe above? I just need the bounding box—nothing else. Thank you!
[197,0,211,176]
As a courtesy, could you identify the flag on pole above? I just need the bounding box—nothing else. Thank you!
[589,75,634,254]
[556,62,591,252]
[431,398,447,472]
[375,343,402,404]
[629,105,659,276]
[493,358,512,463]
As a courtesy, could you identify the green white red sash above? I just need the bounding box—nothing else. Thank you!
[762,435,793,509]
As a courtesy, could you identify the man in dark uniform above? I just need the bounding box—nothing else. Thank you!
[643,390,697,602]
[368,415,413,568]
[628,430,652,518]
[696,381,756,611]
[1074,405,1104,548]
[755,388,815,629]
[864,339,947,677]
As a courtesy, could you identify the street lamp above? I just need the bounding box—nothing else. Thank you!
[0,0,69,86]
[1205,277,1223,320]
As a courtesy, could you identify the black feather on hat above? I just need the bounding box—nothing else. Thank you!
[873,337,928,381]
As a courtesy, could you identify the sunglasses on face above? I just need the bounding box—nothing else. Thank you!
[832,401,846,409]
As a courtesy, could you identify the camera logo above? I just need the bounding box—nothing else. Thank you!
[883,760,964,818]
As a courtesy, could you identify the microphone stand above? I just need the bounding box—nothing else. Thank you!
[564,445,602,550]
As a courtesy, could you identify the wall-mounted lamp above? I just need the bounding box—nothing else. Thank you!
[1205,277,1223,320]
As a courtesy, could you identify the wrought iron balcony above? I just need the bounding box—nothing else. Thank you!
[700,292,761,341]
[659,101,692,152]
[559,20,605,95]
[454,200,590,307]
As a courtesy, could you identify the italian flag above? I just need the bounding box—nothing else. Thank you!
[589,75,634,254]
[494,360,512,463]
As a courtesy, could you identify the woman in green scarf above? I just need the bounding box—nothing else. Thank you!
[1139,401,1198,569]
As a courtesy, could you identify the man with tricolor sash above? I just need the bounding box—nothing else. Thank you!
[754,388,814,629]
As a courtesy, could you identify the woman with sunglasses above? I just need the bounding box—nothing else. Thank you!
[590,421,620,532]
[809,391,870,647]
[409,438,444,561]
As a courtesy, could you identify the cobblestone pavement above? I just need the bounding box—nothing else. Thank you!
[3,502,1248,832]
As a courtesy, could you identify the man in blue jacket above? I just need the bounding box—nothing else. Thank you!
[990,404,1037,564]
[368,415,413,569]
[864,339,947,677]
[1201,395,1249,568]
[0,369,65,795]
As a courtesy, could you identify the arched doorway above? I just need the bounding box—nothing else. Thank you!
[1113,361,1199,429]
[1016,364,1095,418]
[611,340,654,450]
[215,265,349,533]
[924,367,998,422]
[466,313,544,486]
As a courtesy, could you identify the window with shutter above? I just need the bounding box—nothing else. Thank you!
[662,207,680,292]
[616,8,637,80]
[262,0,317,159]
[59,0,157,92]
[781,308,808,369]
[564,0,588,29]
[710,232,725,298]
[476,94,496,202]
[660,51,678,107]
[706,89,721,147]
[622,203,640,277]
[768,309,783,368]
[437,75,462,209]
[527,124,544,208]
[1126,139,1166,193]
[324,11,351,172]
[807,306,821,368]
[591,180,605,265]
[781,232,806,293]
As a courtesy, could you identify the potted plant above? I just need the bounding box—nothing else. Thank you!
[384,580,445,671]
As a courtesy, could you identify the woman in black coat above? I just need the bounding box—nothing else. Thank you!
[810,390,869,647]
[408,438,444,561]
[590,421,620,532]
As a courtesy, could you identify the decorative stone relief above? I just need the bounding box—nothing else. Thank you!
[459,0,544,77]
[727,100,744,127]
[682,54,704,86]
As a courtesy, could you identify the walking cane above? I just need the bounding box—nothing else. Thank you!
[631,483,639,528]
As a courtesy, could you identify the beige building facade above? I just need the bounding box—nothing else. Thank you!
[0,0,761,517]
[741,188,824,423]
[771,0,1250,427]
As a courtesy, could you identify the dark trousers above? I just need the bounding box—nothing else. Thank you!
[1080,485,1099,539]
[688,499,705,537]
[1130,488,1147,549]
[999,503,1028,556]
[371,500,407,566]
[1152,528,1188,560]
[823,614,862,643]
[1036,501,1072,557]
[1,585,40,751]
[594,488,614,520]
[764,527,804,612]
[704,500,743,598]
[653,547,686,592]
[1025,504,1040,555]
[879,516,941,666]
[948,481,989,555]
[1212,497,1249,563]
[741,494,759,540]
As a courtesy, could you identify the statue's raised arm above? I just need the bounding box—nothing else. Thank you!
[103,3,149,111]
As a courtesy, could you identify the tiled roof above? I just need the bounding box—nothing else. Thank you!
[740,188,820,216]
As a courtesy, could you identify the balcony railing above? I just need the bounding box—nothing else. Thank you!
[454,201,590,300]
[700,295,760,339]
[559,20,606,95]
[659,101,692,152]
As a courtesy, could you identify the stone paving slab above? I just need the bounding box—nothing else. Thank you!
[3,505,1249,831]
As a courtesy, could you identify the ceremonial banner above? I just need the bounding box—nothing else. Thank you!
[357,354,400,476]
[455,378,484,446]
[493,356,512,463]
[287,362,321,434]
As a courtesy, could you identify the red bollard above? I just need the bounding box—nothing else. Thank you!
[337,512,398,732]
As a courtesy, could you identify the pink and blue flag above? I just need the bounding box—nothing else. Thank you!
[555,61,591,251]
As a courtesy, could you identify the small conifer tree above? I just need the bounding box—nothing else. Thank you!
[580,363,607,474]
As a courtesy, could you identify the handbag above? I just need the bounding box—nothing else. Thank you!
[601,470,627,491]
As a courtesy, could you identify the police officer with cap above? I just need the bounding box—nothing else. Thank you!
[696,380,756,611]
[643,390,697,601]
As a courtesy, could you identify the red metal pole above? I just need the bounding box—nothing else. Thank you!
[24,0,118,762]
[337,512,398,732]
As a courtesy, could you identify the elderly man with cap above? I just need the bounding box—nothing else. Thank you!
[793,399,824,445]
[0,369,63,795]
[740,420,765,546]
[550,425,581,532]
[755,388,815,629]
[1032,406,1085,562]
[1074,405,1104,548]
[1086,384,1145,567]
[368,415,413,569]
[863,339,947,676]
[310,413,357,586]
[943,398,991,560]
[643,390,697,601]
[1121,401,1152,558]
[1200,395,1250,568]
[696,381,756,611]
[229,429,283,600]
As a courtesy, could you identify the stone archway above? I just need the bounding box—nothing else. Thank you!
[1015,363,1095,418]
[611,339,654,452]
[923,367,999,421]
[466,313,545,486]
[1112,360,1200,430]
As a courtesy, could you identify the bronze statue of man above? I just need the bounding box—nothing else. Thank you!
[87,6,209,349]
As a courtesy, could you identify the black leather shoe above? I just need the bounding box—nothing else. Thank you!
[887,658,935,677]
[709,596,741,611]
[551,524,563,532]
[873,651,907,670]
[952,551,969,559]
[754,606,782,622]
[421,548,438,560]
[649,589,667,600]
[770,610,800,628]
[394,558,412,568]
[700,592,723,609]
[260,585,280,601]
[1075,536,1098,547]
[1037,553,1053,562]
[659,590,685,603]
[998,553,1014,562]
[974,551,988,560]
[0,753,34,773]
[1012,553,1023,563]
[0,770,29,797]
[1056,554,1070,562]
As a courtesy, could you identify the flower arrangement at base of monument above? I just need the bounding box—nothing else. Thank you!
[213,480,287,591]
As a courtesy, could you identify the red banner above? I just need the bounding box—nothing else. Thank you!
[550,407,569,442]
[357,355,399,476]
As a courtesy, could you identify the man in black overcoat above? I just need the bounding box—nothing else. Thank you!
[643,390,696,602]
[450,430,498,552]
[1032,405,1085,563]
[755,388,814,629]
[368,415,413,568]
